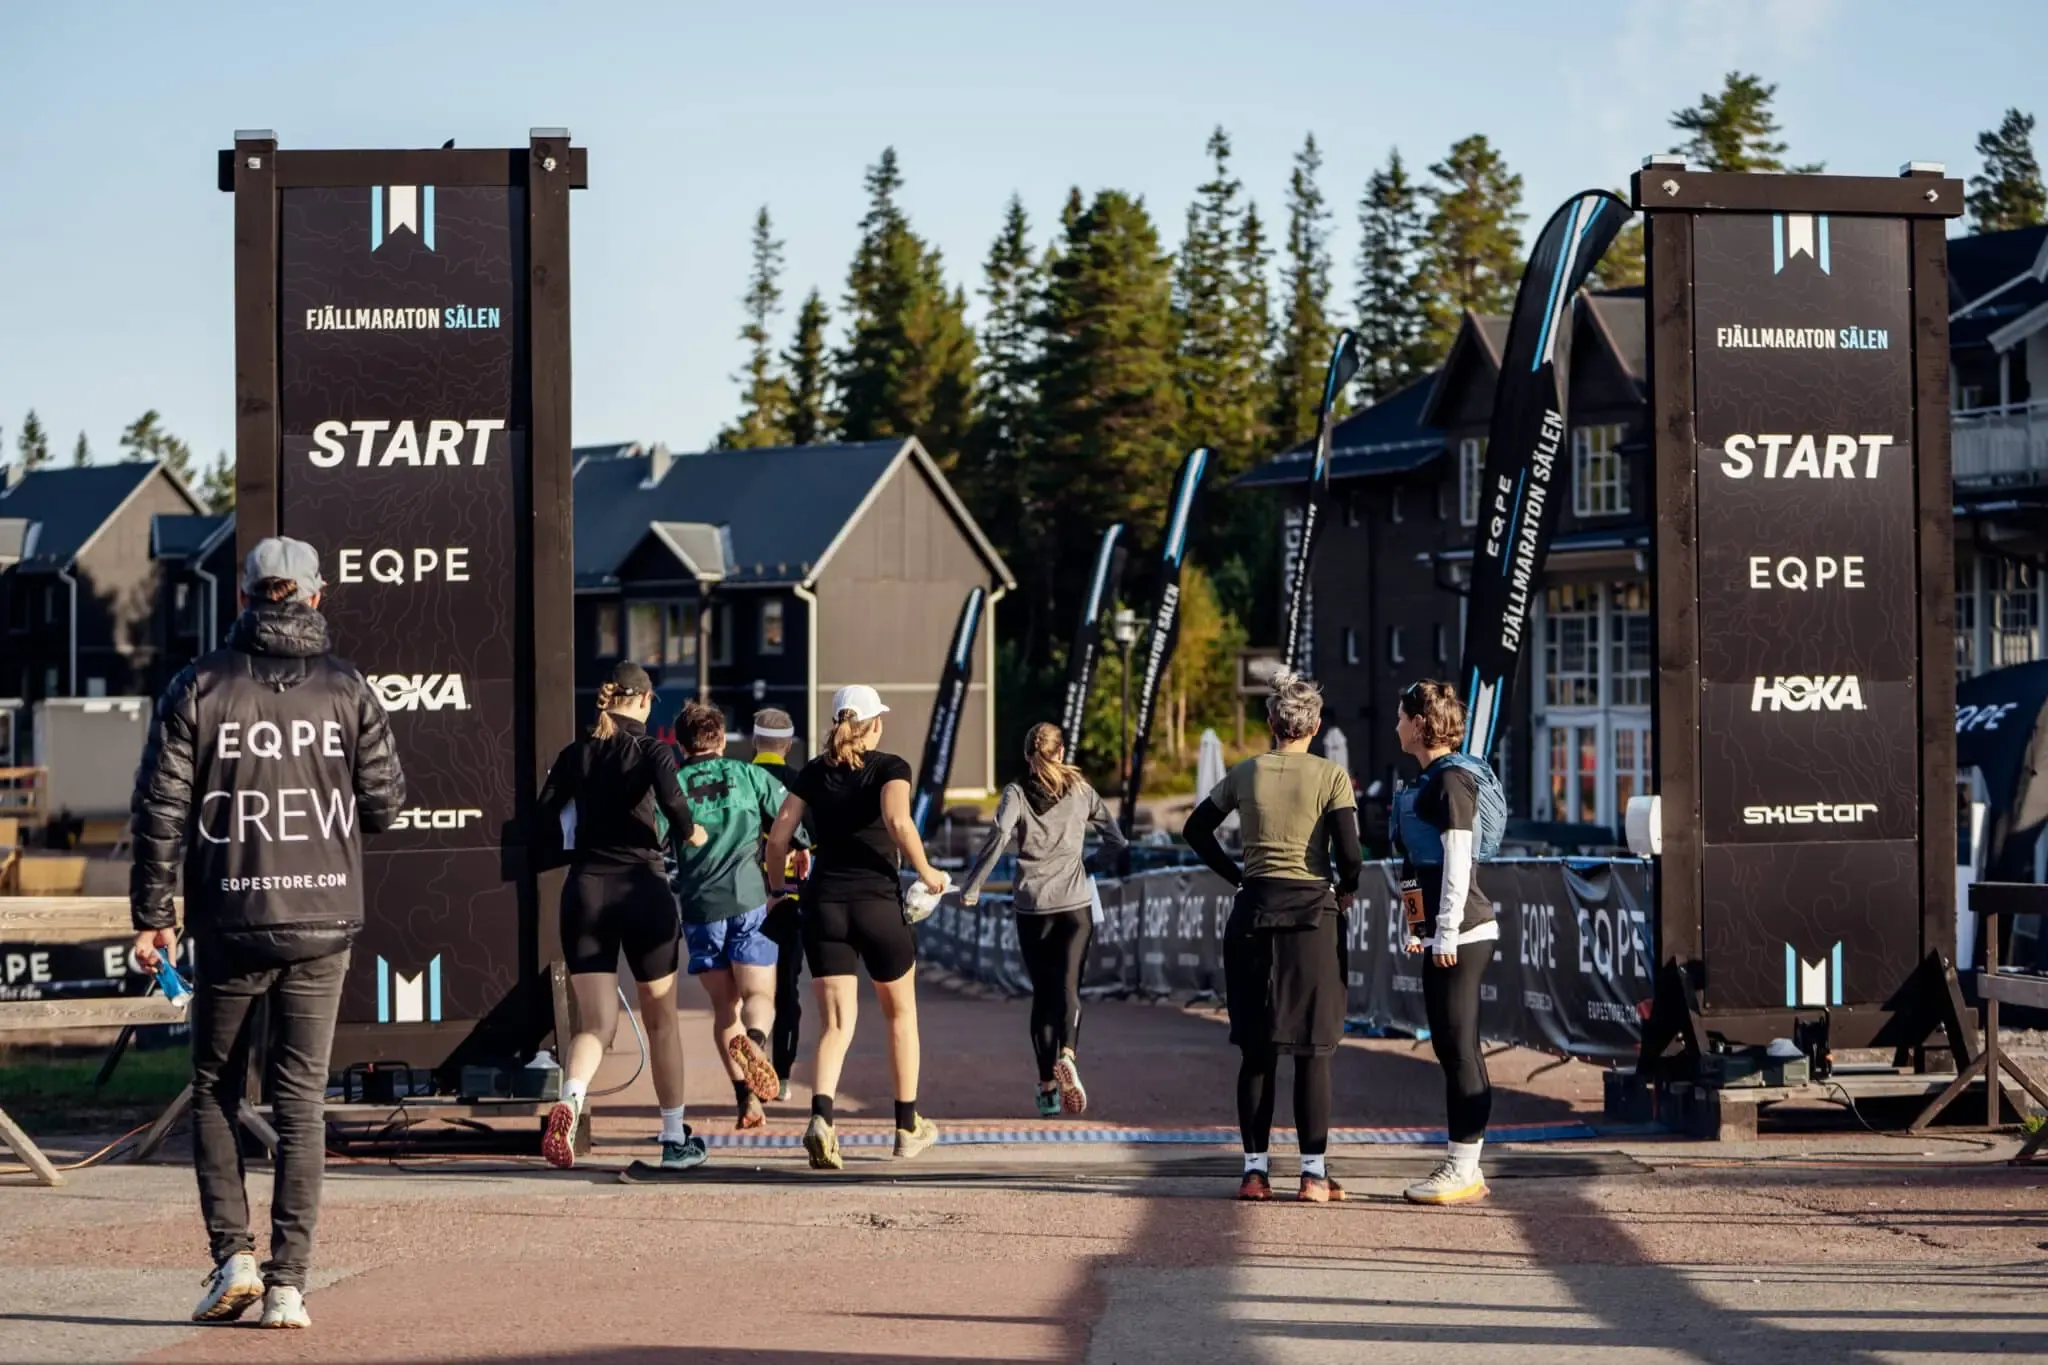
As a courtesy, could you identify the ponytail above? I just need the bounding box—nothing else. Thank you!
[825,708,880,768]
[1024,722,1084,800]
[591,681,620,740]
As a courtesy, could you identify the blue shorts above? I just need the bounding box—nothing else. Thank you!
[684,905,779,975]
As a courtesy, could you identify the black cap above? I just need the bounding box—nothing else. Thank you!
[607,661,654,696]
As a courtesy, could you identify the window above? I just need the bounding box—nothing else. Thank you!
[759,599,785,656]
[710,604,733,667]
[1434,623,1449,664]
[1613,725,1652,816]
[1458,437,1485,527]
[1989,559,2042,669]
[627,602,662,667]
[1957,560,1979,678]
[173,582,197,634]
[1572,423,1629,516]
[1343,628,1359,666]
[1548,725,1600,826]
[44,666,59,696]
[1543,585,1601,707]
[1608,582,1651,706]
[595,603,622,658]
[1390,490,1404,524]
[1388,626,1406,666]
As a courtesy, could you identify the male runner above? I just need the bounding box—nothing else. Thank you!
[750,707,811,1086]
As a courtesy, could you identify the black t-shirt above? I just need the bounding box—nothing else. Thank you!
[792,750,914,894]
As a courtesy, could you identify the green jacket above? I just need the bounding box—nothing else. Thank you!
[672,755,788,923]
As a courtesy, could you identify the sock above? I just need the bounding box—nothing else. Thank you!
[1449,1139,1484,1178]
[894,1100,919,1132]
[1301,1153,1327,1178]
[811,1094,834,1125]
[563,1077,587,1105]
[733,1078,753,1107]
[1243,1152,1270,1174]
[660,1105,688,1144]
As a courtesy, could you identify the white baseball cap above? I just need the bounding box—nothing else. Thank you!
[831,684,890,723]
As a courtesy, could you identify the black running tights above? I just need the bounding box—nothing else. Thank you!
[1016,910,1091,1084]
[1423,939,1493,1143]
[1237,1048,1332,1156]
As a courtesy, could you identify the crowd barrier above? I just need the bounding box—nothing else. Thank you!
[919,859,1655,1062]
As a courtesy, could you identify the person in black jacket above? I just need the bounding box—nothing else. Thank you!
[131,537,405,1331]
[748,707,809,1087]
[535,661,707,1173]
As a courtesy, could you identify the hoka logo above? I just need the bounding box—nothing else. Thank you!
[1750,675,1865,712]
[367,673,471,713]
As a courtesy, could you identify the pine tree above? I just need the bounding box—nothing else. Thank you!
[120,409,194,481]
[1174,128,1272,476]
[783,289,831,445]
[833,148,979,465]
[963,196,1044,550]
[17,411,51,468]
[1670,72,1821,173]
[1270,135,1335,449]
[1355,149,1432,400]
[71,431,91,466]
[1418,135,1526,357]
[1593,212,1646,290]
[201,451,236,512]
[1969,109,2046,233]
[716,207,794,449]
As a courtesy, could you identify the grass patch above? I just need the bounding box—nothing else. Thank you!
[0,1042,190,1133]
[2023,1112,2045,1137]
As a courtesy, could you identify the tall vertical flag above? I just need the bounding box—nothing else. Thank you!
[1060,524,1127,746]
[1457,191,1628,761]
[913,586,987,835]
[1281,329,1363,676]
[1120,448,1211,840]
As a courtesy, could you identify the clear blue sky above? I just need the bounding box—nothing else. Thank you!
[2,1,2043,472]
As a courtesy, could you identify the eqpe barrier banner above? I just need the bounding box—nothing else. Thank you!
[920,859,1654,1061]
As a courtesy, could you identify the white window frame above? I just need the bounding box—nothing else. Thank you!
[1388,626,1406,666]
[759,598,786,656]
[595,602,622,658]
[1531,582,1654,831]
[1344,627,1359,666]
[1458,437,1484,527]
[1987,558,2044,671]
[1571,423,1629,517]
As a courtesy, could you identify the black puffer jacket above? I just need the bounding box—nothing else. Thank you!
[131,602,406,962]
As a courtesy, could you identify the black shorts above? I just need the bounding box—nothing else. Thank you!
[802,887,916,983]
[561,861,681,983]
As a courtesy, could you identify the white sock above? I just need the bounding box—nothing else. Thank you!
[1243,1152,1270,1174]
[563,1077,588,1106]
[660,1105,689,1144]
[1301,1153,1327,1178]
[1449,1139,1483,1178]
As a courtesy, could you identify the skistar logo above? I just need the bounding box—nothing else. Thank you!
[367,673,471,713]
[1750,675,1866,712]
[389,807,485,831]
[1742,802,1878,826]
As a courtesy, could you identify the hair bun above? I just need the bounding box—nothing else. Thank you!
[1269,667,1301,691]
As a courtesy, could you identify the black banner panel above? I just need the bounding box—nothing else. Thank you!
[1691,211,1918,1011]
[277,185,527,1028]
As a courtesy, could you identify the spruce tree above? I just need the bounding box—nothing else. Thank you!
[201,451,236,512]
[1670,73,1821,173]
[717,207,794,449]
[119,409,193,481]
[964,195,1043,551]
[17,410,51,468]
[783,289,831,445]
[1593,212,1646,290]
[71,431,91,466]
[1174,128,1272,476]
[1355,149,1433,400]
[1418,135,1526,358]
[1270,135,1335,449]
[1969,109,2046,233]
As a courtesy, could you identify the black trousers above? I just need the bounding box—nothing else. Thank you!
[1236,1047,1333,1156]
[762,895,805,1080]
[1423,939,1494,1143]
[1015,909,1091,1084]
[189,944,349,1290]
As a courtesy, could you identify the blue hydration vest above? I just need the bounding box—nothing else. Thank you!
[1390,751,1506,865]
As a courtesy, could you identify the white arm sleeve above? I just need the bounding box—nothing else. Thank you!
[1436,828,1475,950]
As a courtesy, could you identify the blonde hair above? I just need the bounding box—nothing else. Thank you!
[1264,668,1324,743]
[1398,679,1467,751]
[825,708,881,768]
[1024,722,1084,800]
[592,681,623,740]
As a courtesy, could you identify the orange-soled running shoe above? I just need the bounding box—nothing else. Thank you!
[1236,1169,1272,1201]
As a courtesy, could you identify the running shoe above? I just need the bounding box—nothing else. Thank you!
[1403,1160,1488,1205]
[1035,1088,1061,1119]
[1053,1051,1089,1116]
[893,1114,939,1160]
[661,1131,709,1171]
[1297,1173,1348,1204]
[1236,1170,1272,1202]
[737,1094,766,1130]
[803,1114,844,1171]
[728,1032,781,1103]
[192,1251,264,1323]
[541,1093,584,1170]
[258,1285,310,1330]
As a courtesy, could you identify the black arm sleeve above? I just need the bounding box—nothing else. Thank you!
[1181,798,1243,888]
[130,666,200,932]
[1328,807,1364,896]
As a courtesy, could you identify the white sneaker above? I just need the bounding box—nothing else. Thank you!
[259,1284,311,1329]
[1403,1158,1489,1206]
[192,1251,264,1323]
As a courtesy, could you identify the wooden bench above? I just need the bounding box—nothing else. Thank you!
[1913,882,2048,1160]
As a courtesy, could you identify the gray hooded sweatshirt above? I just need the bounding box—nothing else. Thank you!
[960,776,1128,914]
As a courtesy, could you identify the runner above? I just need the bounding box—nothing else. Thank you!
[763,685,948,1170]
[536,662,708,1172]
[958,722,1126,1118]
[749,707,810,1088]
[1392,679,1500,1206]
[670,700,790,1130]
[1182,669,1362,1204]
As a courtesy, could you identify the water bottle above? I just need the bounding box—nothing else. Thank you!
[154,955,191,1010]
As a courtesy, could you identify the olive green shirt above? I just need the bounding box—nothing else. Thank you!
[1206,751,1356,883]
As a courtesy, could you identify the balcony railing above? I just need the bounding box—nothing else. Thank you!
[1955,401,2048,486]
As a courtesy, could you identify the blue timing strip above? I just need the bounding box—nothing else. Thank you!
[698,1121,1596,1150]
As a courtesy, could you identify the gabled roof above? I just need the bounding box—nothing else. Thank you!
[641,522,735,582]
[1949,226,2048,354]
[1235,371,1445,488]
[1420,310,1509,428]
[573,438,1014,591]
[1584,292,1647,384]
[0,461,192,572]
[0,518,36,569]
[152,512,233,560]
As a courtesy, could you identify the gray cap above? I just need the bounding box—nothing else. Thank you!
[242,536,325,604]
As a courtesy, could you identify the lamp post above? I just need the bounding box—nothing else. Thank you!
[1111,607,1141,790]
